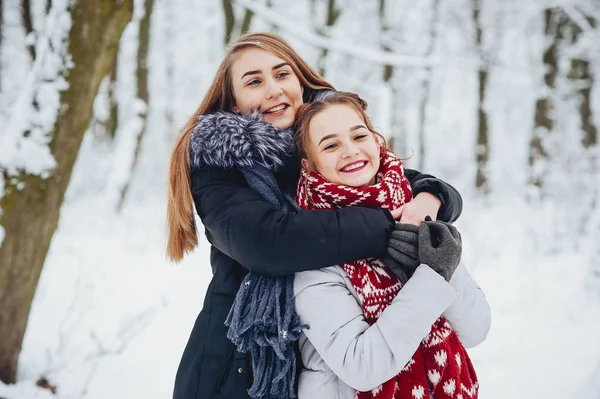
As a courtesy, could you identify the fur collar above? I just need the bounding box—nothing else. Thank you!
[190,111,295,171]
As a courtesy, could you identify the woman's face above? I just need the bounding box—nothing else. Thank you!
[302,104,381,187]
[230,48,304,129]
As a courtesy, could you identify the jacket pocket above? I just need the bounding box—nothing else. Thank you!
[216,351,252,398]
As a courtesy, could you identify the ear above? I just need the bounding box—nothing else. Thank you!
[301,158,316,172]
[232,104,240,114]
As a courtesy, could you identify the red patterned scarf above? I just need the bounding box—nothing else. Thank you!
[296,150,478,399]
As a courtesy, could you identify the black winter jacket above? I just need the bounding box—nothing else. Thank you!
[172,161,462,399]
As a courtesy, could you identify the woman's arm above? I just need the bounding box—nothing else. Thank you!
[294,264,457,392]
[443,262,491,348]
[192,165,395,276]
[404,168,463,223]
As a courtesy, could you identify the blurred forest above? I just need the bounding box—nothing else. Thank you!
[0,0,599,396]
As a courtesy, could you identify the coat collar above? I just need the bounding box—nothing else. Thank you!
[190,111,296,171]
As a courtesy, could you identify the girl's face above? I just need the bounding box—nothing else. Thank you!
[230,48,304,129]
[302,104,381,187]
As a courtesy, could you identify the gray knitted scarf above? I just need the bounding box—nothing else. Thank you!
[190,110,304,399]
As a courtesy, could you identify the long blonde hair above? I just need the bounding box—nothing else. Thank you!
[167,32,334,261]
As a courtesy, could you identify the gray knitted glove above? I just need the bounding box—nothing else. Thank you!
[387,223,420,270]
[418,217,462,282]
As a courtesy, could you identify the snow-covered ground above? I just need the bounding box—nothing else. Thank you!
[2,0,600,398]
[2,173,600,399]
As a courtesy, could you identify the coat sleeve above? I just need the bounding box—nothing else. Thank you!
[294,264,457,392]
[443,262,491,348]
[191,165,396,277]
[404,168,463,223]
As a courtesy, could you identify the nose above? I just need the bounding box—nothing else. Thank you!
[341,141,360,158]
[265,77,283,99]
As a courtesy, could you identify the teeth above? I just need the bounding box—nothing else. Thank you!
[342,162,366,172]
[265,104,286,113]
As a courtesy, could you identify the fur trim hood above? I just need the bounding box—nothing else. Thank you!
[190,111,296,171]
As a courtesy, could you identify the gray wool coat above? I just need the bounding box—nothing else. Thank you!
[293,262,491,399]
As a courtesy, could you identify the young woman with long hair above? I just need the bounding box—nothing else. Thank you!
[167,32,464,399]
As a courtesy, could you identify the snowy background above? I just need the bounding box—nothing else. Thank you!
[1,0,600,398]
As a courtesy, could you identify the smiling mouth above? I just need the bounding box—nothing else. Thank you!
[340,161,368,173]
[263,104,289,114]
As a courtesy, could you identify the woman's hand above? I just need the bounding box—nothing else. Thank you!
[390,192,442,225]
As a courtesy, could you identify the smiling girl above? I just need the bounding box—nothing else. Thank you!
[293,92,490,399]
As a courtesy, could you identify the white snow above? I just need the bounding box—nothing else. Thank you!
[1,0,599,398]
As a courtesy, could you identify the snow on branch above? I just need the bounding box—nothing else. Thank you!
[235,0,472,69]
[0,0,72,181]
[558,3,596,32]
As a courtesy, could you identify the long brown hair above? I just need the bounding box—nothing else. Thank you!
[294,91,387,161]
[167,32,334,261]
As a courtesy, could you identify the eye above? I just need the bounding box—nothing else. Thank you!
[247,79,261,86]
[276,71,290,79]
[323,143,337,151]
[354,134,368,140]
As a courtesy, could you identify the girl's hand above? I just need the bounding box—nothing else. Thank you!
[387,223,420,269]
[418,218,462,281]
[390,192,442,225]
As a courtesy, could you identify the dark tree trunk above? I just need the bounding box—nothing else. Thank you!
[118,0,155,210]
[473,0,490,193]
[379,0,393,84]
[107,52,119,140]
[417,0,440,171]
[0,0,133,383]
[577,58,597,149]
[566,16,597,149]
[528,8,565,188]
[316,0,340,76]
[240,8,253,35]
[378,0,402,152]
[1,0,3,92]
[20,0,36,60]
[222,0,234,46]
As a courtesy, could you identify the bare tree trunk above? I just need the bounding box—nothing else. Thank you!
[1,0,3,92]
[566,14,598,233]
[90,51,118,140]
[566,16,597,149]
[379,0,393,83]
[222,0,234,46]
[262,0,277,34]
[20,0,35,60]
[240,8,253,35]
[0,0,133,383]
[316,0,340,76]
[379,0,402,152]
[223,2,253,48]
[417,0,440,171]
[107,52,119,140]
[577,60,597,149]
[380,0,393,113]
[164,1,174,131]
[528,8,565,188]
[473,0,490,194]
[118,0,155,210]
